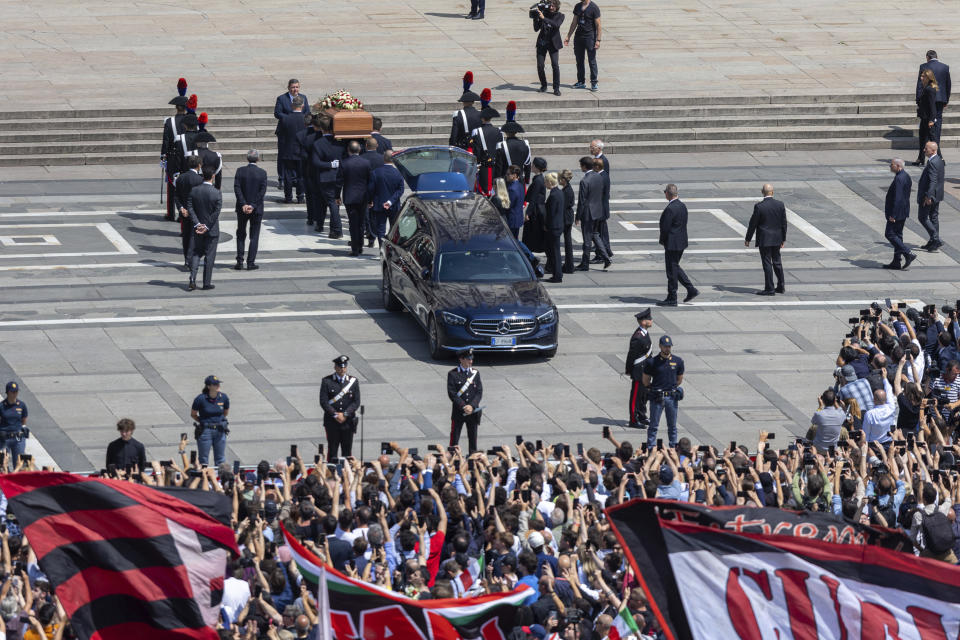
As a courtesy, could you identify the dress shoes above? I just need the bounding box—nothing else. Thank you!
[574,263,589,271]
[329,232,343,240]
[539,85,548,93]
[554,89,561,96]
[562,265,576,274]
[590,257,604,264]
[882,261,902,270]
[902,253,917,270]
[202,284,216,290]
[683,288,699,303]
[472,12,484,19]
[656,299,678,307]
[756,290,775,296]
[234,260,243,271]
[188,280,196,291]
[928,241,943,252]
[349,251,360,257]
[627,421,647,430]
[602,258,612,270]
[283,198,293,204]
[465,12,476,18]
[547,277,563,283]
[775,286,785,294]
[246,263,259,271]
[297,196,305,204]
[315,225,324,233]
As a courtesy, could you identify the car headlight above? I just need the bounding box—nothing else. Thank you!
[537,308,556,324]
[441,311,467,326]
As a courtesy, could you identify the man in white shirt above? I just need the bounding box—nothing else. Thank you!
[221,563,251,623]
[862,387,898,443]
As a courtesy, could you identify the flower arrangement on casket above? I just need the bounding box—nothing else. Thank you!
[320,90,365,111]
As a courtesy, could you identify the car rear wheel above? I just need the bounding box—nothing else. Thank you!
[382,267,402,312]
[427,316,446,360]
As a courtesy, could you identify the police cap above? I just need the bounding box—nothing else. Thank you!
[458,348,475,360]
[204,375,221,386]
[4,382,17,393]
[635,308,652,321]
[659,335,673,347]
[333,355,350,367]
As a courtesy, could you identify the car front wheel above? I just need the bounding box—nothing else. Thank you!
[427,316,446,360]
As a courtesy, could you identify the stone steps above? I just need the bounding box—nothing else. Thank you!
[0,93,933,165]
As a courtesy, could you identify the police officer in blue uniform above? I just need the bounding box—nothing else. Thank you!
[191,375,230,466]
[642,336,684,449]
[0,382,28,467]
[447,348,483,453]
[320,355,361,461]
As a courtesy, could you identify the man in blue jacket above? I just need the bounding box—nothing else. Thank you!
[368,151,405,247]
[884,158,916,270]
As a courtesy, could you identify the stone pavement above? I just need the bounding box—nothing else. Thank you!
[0,149,958,471]
[1,0,954,111]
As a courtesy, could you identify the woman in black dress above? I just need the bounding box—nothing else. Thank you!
[916,69,939,167]
[559,169,576,273]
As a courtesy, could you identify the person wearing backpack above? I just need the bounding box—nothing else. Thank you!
[910,482,957,563]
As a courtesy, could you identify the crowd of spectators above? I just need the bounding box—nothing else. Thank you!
[0,301,959,640]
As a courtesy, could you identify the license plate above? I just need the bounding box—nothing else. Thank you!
[491,336,516,347]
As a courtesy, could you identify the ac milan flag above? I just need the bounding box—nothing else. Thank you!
[281,524,533,640]
[0,472,239,640]
[606,499,960,640]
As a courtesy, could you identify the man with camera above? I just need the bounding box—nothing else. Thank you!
[564,0,601,91]
[531,0,565,95]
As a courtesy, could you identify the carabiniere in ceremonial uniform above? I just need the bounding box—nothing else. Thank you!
[625,308,653,428]
[447,348,483,453]
[320,356,361,461]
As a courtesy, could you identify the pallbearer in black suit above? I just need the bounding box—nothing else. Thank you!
[186,165,223,291]
[361,138,386,247]
[449,72,482,150]
[320,355,361,461]
[625,307,653,428]
[310,115,345,238]
[298,115,322,227]
[195,131,222,191]
[447,349,483,453]
[884,158,916,270]
[471,105,502,196]
[174,155,204,268]
[162,82,189,221]
[233,150,268,271]
[340,141,372,257]
[276,96,307,203]
[656,184,698,306]
[744,183,787,296]
[371,117,393,154]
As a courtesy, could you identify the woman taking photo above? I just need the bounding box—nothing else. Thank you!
[191,374,230,466]
[915,69,939,167]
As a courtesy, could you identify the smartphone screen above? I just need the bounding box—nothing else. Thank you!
[515,435,523,445]
[232,460,240,475]
[314,454,321,464]
[290,444,298,458]
[577,443,584,456]
[189,451,197,465]
[602,425,610,438]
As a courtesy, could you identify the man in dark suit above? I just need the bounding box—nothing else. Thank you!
[186,165,223,291]
[297,115,322,227]
[310,115,345,238]
[574,157,611,271]
[368,151,405,246]
[744,183,788,295]
[883,158,916,270]
[276,96,307,204]
[361,138,386,247]
[340,141,371,256]
[917,50,951,156]
[274,79,310,192]
[657,184,698,306]
[543,172,565,282]
[917,141,946,251]
[322,516,352,571]
[174,155,204,268]
[371,117,393,153]
[233,150,268,271]
[589,139,613,262]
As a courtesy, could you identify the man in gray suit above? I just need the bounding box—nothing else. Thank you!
[187,165,223,291]
[744,183,788,295]
[918,141,946,252]
[574,157,611,271]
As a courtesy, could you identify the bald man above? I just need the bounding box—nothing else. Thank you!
[745,184,787,295]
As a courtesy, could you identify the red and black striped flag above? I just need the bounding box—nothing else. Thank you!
[0,472,239,640]
[606,499,960,640]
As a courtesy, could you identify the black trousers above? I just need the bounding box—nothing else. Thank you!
[758,245,785,292]
[190,233,218,287]
[304,175,321,225]
[536,46,560,90]
[450,411,481,453]
[469,0,485,13]
[919,202,941,243]
[317,182,342,234]
[594,219,612,257]
[574,36,598,84]
[346,203,365,252]
[919,118,942,156]
[544,229,563,279]
[580,218,609,265]
[180,227,191,265]
[562,223,575,270]
[629,379,648,423]
[236,213,263,264]
[664,249,693,299]
[165,179,176,218]
[884,219,910,262]
[281,160,303,201]
[325,424,354,461]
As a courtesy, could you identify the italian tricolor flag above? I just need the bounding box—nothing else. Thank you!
[282,524,533,639]
[608,605,643,640]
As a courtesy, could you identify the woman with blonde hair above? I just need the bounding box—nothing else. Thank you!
[916,69,939,167]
